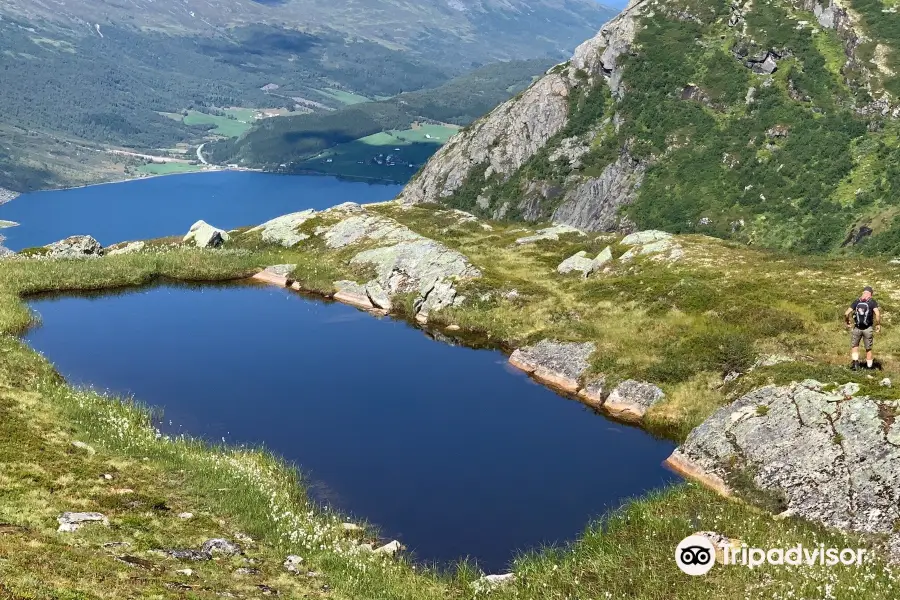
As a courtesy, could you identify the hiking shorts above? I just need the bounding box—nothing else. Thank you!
[851,326,874,351]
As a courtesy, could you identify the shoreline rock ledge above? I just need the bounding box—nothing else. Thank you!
[667,380,900,551]
[509,340,595,394]
[508,339,666,422]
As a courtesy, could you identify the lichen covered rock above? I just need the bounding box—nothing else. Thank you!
[509,340,596,393]
[184,220,229,248]
[669,382,900,541]
[45,235,104,258]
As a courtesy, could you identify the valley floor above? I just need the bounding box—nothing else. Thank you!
[1,206,900,598]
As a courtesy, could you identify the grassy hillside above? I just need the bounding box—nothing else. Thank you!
[208,59,555,175]
[428,0,900,256]
[2,208,900,597]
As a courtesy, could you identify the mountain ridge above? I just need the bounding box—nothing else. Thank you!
[399,0,900,254]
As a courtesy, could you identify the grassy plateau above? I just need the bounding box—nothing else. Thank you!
[2,206,900,598]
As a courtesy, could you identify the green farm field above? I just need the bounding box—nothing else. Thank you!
[136,162,204,175]
[316,88,373,105]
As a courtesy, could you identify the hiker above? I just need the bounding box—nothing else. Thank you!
[845,285,881,371]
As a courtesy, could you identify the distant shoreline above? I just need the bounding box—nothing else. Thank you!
[18,166,404,197]
[18,167,258,196]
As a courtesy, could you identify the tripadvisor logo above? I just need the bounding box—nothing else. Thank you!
[675,535,716,576]
[675,535,867,576]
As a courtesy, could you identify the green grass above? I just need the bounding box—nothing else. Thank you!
[136,162,204,176]
[4,210,900,597]
[316,88,373,105]
[223,107,257,123]
[359,124,459,146]
[182,111,253,138]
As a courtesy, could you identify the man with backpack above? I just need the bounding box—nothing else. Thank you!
[845,286,881,371]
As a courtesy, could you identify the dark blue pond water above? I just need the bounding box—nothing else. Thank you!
[0,172,400,250]
[25,284,678,572]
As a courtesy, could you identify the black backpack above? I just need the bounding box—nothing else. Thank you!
[854,301,874,329]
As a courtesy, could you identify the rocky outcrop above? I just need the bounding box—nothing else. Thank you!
[397,0,648,208]
[57,511,109,533]
[108,241,145,256]
[333,280,375,311]
[397,74,573,206]
[184,220,229,248]
[603,380,666,423]
[569,0,649,95]
[323,213,418,249]
[509,340,596,393]
[515,224,585,245]
[350,239,479,319]
[551,154,647,232]
[248,210,315,247]
[244,205,480,321]
[45,235,103,258]
[669,381,900,545]
[557,247,613,276]
[619,230,684,262]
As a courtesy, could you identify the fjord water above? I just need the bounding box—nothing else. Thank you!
[25,284,678,571]
[0,172,401,250]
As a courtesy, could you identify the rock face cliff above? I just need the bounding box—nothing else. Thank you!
[399,0,900,254]
[399,0,649,233]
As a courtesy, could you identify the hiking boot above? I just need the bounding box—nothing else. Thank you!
[851,360,860,371]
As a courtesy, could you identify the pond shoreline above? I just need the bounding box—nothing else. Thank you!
[248,269,661,435]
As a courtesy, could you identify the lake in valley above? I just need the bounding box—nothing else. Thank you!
[15,172,678,571]
[0,171,401,250]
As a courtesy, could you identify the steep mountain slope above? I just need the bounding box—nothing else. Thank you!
[400,0,900,254]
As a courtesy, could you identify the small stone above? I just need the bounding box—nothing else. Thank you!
[723,371,742,384]
[473,573,516,592]
[108,241,146,256]
[234,567,259,575]
[837,382,861,397]
[774,508,796,520]
[446,324,461,331]
[234,532,253,544]
[342,523,363,533]
[374,540,404,556]
[57,512,109,533]
[882,378,892,388]
[176,569,194,577]
[306,571,321,578]
[177,512,194,520]
[201,538,242,556]
[155,548,212,561]
[102,473,113,480]
[621,230,672,245]
[101,541,131,549]
[284,555,303,574]
[72,441,96,455]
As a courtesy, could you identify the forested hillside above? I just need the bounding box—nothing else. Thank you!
[399,0,900,255]
[207,59,554,168]
[0,0,616,192]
